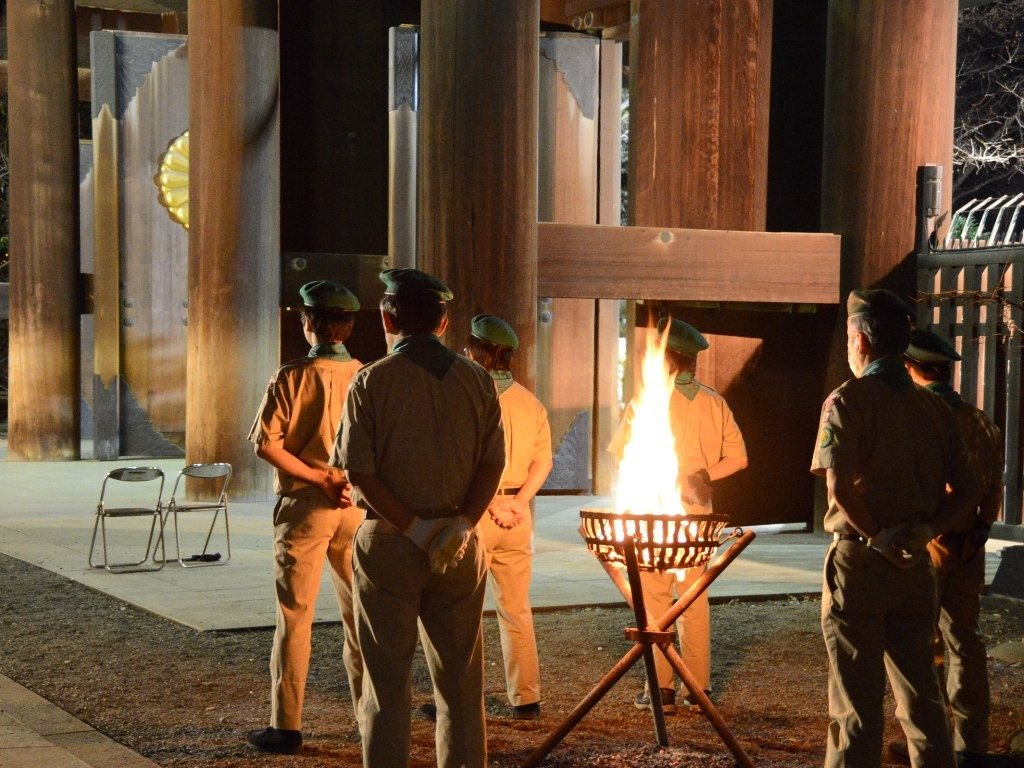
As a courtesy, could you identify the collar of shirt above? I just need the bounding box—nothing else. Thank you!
[308,343,352,362]
[392,333,457,379]
[861,355,913,390]
[490,370,514,395]
[674,372,701,401]
[925,380,962,409]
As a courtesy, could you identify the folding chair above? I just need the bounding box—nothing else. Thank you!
[157,462,232,567]
[88,467,166,572]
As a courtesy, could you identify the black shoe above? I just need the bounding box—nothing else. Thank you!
[512,702,541,720]
[246,727,302,755]
[418,703,438,722]
[633,688,676,715]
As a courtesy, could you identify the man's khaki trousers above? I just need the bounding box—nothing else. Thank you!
[270,488,364,731]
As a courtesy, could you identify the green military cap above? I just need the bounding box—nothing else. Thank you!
[379,268,453,301]
[905,328,961,363]
[846,289,914,321]
[299,280,360,311]
[471,314,519,350]
[657,317,708,355]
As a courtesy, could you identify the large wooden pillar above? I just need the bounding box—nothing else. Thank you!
[188,0,280,500]
[627,1,834,527]
[628,0,771,231]
[821,0,957,349]
[418,2,539,390]
[7,2,81,460]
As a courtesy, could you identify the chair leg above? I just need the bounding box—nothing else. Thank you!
[88,514,103,569]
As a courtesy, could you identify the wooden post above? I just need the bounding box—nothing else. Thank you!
[418,1,539,390]
[537,32,600,491]
[188,0,280,500]
[821,0,957,374]
[7,2,81,460]
[91,105,120,460]
[594,39,623,495]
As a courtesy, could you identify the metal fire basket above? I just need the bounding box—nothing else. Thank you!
[580,509,728,572]
[522,509,757,768]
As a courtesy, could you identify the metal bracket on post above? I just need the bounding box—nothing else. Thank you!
[915,164,943,256]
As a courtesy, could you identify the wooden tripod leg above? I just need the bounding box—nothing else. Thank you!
[624,538,669,746]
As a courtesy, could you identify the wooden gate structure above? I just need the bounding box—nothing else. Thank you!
[6,1,965,524]
[916,174,1024,532]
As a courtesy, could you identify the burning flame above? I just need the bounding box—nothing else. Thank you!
[614,325,687,519]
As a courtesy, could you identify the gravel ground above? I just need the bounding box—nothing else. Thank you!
[0,551,1022,767]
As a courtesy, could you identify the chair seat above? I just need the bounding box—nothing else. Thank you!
[100,506,162,518]
[170,502,223,513]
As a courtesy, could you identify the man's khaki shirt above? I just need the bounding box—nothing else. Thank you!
[249,354,362,495]
[497,381,552,489]
[608,382,746,513]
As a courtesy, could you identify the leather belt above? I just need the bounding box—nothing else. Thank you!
[833,532,867,543]
[496,487,521,497]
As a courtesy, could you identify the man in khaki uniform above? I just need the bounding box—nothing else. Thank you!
[246,280,366,755]
[465,313,553,720]
[811,289,981,768]
[895,328,1002,768]
[334,269,505,768]
[609,317,747,713]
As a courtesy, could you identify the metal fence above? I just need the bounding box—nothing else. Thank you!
[917,186,1024,527]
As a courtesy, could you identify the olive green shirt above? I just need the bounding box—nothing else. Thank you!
[811,357,974,533]
[335,334,505,514]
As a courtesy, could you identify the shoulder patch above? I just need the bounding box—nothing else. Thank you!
[819,426,834,449]
[821,391,840,424]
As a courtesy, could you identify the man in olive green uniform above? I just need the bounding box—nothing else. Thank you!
[334,269,505,768]
[609,317,747,713]
[465,313,553,720]
[811,289,981,768]
[246,281,365,755]
[900,328,1003,767]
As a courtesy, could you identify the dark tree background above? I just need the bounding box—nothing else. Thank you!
[954,0,1024,207]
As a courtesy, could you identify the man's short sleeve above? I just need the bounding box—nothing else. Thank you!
[248,375,288,446]
[811,388,853,476]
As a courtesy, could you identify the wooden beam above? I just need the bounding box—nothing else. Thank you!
[537,222,840,303]
[0,61,91,101]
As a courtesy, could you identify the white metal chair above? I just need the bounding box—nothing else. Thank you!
[157,462,232,567]
[88,467,166,572]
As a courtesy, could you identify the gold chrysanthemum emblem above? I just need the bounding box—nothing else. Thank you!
[155,129,189,230]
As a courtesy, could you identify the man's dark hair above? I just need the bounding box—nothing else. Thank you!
[381,290,447,335]
[300,306,356,343]
[465,335,514,372]
[903,355,953,383]
[849,312,911,357]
